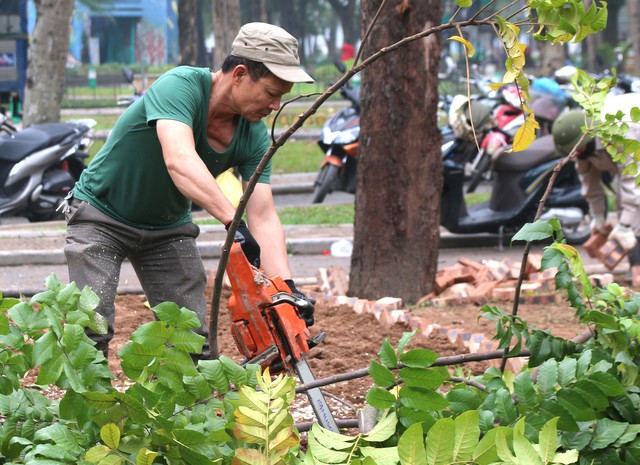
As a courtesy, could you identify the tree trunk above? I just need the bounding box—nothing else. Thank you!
[212,0,241,70]
[629,0,640,75]
[537,41,567,76]
[325,0,359,46]
[349,0,442,303]
[179,0,199,65]
[22,0,74,126]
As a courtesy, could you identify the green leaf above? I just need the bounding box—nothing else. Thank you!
[453,411,480,462]
[167,327,204,354]
[537,417,559,463]
[398,422,427,465]
[513,432,543,465]
[590,418,628,450]
[397,330,416,355]
[588,371,625,396]
[513,371,537,410]
[512,220,554,243]
[378,338,398,368]
[136,448,159,465]
[129,321,173,349]
[426,417,454,465]
[536,359,559,398]
[360,446,400,464]
[363,411,398,443]
[365,386,397,410]
[399,367,444,389]
[85,445,112,462]
[101,423,121,450]
[307,430,351,463]
[152,301,201,329]
[221,355,248,387]
[494,388,518,425]
[369,360,396,387]
[399,386,449,412]
[399,349,439,368]
[199,359,230,393]
[456,0,472,7]
[446,388,481,414]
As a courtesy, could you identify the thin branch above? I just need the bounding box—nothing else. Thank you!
[354,0,390,67]
[488,0,522,21]
[505,4,529,22]
[469,0,497,22]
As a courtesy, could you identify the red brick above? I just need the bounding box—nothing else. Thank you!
[583,231,610,259]
[599,240,628,271]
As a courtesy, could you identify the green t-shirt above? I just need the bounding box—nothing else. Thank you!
[73,66,271,229]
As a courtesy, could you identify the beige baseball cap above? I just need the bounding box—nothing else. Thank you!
[231,22,314,83]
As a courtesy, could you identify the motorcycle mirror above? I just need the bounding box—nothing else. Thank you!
[122,67,135,84]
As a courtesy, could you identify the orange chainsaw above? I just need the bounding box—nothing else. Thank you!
[225,241,339,432]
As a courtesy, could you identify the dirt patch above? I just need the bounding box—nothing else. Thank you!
[108,285,585,421]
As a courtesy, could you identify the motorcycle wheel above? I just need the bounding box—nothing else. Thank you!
[561,210,602,245]
[312,164,340,204]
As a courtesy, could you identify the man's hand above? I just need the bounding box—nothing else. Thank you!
[285,279,315,327]
[226,219,261,268]
[609,223,638,252]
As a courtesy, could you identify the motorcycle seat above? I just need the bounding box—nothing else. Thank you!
[0,123,79,163]
[493,135,558,173]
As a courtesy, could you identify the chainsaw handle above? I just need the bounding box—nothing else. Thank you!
[269,292,313,310]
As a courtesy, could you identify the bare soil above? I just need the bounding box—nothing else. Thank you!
[108,286,584,422]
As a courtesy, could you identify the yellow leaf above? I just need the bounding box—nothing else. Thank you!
[512,115,539,152]
[448,35,475,58]
[100,423,121,450]
[136,448,159,465]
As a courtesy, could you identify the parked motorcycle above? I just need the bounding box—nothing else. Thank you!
[0,114,96,222]
[311,62,360,204]
[441,133,593,244]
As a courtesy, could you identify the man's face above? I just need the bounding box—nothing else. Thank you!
[236,71,293,122]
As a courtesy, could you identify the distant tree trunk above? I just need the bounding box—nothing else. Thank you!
[349,0,442,303]
[212,0,241,70]
[23,0,74,126]
[538,42,567,76]
[629,0,640,75]
[325,0,359,46]
[179,0,198,65]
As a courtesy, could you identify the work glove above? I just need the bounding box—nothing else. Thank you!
[590,215,608,235]
[609,223,638,253]
[226,219,261,268]
[285,279,315,327]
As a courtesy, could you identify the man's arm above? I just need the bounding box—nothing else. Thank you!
[245,182,291,279]
[156,119,236,225]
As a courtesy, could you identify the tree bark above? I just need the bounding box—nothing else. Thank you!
[212,0,241,70]
[538,41,567,76]
[22,0,74,126]
[179,0,199,66]
[628,0,640,75]
[349,0,442,303]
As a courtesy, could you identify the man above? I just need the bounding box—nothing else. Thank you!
[553,94,640,285]
[62,23,315,358]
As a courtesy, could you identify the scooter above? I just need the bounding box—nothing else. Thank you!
[0,114,96,222]
[311,62,360,204]
[441,133,592,244]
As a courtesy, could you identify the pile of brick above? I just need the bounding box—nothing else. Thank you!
[415,254,565,306]
[307,265,522,371]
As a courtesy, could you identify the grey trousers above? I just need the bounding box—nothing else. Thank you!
[63,199,209,357]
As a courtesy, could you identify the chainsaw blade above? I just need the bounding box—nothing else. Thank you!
[294,357,339,432]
